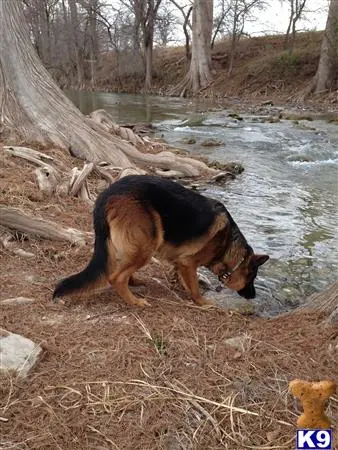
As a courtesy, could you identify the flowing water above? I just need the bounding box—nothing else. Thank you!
[67,90,338,316]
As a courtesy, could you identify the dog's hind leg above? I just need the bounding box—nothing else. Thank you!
[109,260,151,307]
[177,260,215,307]
[106,197,163,307]
[129,275,146,287]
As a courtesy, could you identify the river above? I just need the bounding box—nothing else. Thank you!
[66,90,338,316]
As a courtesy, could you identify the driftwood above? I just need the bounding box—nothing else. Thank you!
[69,162,94,204]
[118,167,147,179]
[2,145,96,202]
[155,169,185,178]
[211,171,236,183]
[3,146,54,166]
[0,226,35,258]
[0,206,90,245]
[34,166,59,195]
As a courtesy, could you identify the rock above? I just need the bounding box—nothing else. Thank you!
[261,100,274,106]
[222,162,244,175]
[228,113,243,120]
[267,117,280,123]
[209,161,244,175]
[0,329,42,377]
[197,272,212,290]
[208,290,255,314]
[201,139,223,147]
[225,334,252,352]
[1,297,36,305]
[181,137,196,144]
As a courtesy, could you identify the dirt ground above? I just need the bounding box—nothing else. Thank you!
[1,144,337,449]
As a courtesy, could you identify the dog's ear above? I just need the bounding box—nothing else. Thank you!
[252,254,269,267]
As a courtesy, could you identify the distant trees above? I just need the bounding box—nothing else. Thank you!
[20,0,334,97]
[22,0,172,91]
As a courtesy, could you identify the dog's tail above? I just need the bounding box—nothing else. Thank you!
[53,235,108,301]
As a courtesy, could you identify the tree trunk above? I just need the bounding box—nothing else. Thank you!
[87,0,98,89]
[0,0,215,177]
[68,0,85,87]
[284,0,294,50]
[184,6,193,60]
[313,0,338,93]
[190,0,213,92]
[170,0,213,96]
[144,31,154,92]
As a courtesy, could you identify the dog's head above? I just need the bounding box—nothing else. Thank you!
[218,253,269,299]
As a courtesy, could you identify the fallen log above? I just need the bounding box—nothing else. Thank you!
[0,206,90,245]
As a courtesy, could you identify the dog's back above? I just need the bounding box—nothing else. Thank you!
[94,175,220,245]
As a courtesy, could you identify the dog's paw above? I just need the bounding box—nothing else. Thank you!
[195,297,216,307]
[134,298,151,307]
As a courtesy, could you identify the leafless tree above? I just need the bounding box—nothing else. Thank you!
[170,0,193,60]
[283,0,308,53]
[226,0,265,75]
[211,0,231,48]
[154,1,178,46]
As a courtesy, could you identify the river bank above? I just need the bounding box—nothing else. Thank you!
[56,32,337,113]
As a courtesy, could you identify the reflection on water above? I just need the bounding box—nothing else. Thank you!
[67,89,338,315]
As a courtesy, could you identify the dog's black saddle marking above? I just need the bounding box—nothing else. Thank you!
[96,175,223,245]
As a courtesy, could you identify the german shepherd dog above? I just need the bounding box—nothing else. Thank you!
[53,175,269,307]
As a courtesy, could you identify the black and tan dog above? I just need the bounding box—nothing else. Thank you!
[53,175,269,307]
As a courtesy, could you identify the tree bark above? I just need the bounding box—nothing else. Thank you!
[170,0,213,96]
[144,30,154,92]
[0,0,214,177]
[190,0,213,92]
[313,0,338,93]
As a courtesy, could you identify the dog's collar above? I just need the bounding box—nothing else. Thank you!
[218,256,246,282]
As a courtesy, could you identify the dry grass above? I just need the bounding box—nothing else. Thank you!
[1,143,337,449]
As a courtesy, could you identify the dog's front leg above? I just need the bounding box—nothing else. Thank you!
[177,260,215,307]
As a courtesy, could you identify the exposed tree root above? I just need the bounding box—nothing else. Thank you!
[0,207,90,245]
[287,280,338,325]
[0,226,35,258]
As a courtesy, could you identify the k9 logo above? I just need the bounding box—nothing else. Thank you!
[296,430,332,450]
